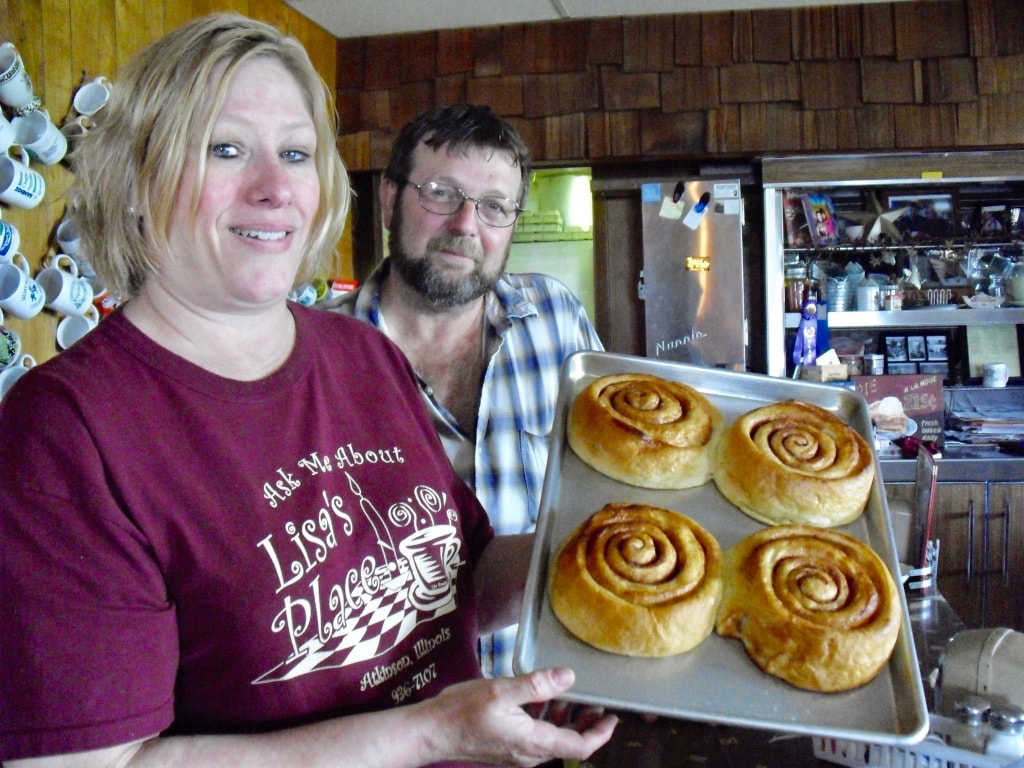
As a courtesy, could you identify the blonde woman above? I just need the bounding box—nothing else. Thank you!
[0,14,615,768]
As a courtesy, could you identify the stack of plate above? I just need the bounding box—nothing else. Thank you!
[826,278,853,312]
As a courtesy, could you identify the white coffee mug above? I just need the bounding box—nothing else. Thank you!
[857,282,880,312]
[0,151,45,208]
[0,352,35,399]
[56,303,100,349]
[0,211,20,263]
[0,306,22,369]
[983,362,1009,388]
[0,112,15,153]
[72,76,112,117]
[12,109,67,165]
[74,254,96,280]
[37,253,94,316]
[0,43,38,113]
[290,282,317,306]
[60,114,94,140]
[0,253,45,319]
[55,218,80,255]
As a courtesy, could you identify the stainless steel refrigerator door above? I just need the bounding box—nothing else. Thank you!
[640,179,746,368]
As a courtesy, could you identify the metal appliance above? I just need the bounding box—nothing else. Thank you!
[639,178,746,368]
[937,627,1024,716]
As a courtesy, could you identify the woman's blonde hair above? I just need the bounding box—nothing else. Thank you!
[70,13,350,300]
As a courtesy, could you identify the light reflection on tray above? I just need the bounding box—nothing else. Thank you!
[513,351,928,747]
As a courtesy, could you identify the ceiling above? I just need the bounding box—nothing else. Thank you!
[285,0,914,39]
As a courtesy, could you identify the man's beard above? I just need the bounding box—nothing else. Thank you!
[388,200,509,309]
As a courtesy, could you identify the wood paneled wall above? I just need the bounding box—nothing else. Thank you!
[333,0,1024,171]
[1,0,341,365]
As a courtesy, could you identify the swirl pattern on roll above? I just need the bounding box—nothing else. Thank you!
[716,525,900,692]
[568,373,724,489]
[713,399,874,527]
[598,375,714,447]
[550,503,722,657]
[749,407,862,479]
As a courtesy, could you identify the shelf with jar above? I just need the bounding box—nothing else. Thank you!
[763,151,1024,380]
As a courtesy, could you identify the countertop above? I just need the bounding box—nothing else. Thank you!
[881,445,1024,483]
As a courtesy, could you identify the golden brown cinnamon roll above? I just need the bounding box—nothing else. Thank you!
[715,525,901,692]
[550,503,722,657]
[713,399,874,527]
[568,373,724,489]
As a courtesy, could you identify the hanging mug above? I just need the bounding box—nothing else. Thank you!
[0,111,15,153]
[60,114,93,140]
[37,253,94,316]
[0,210,20,263]
[0,151,45,209]
[56,303,100,349]
[72,76,112,117]
[0,43,38,114]
[12,109,67,165]
[0,253,45,319]
[55,218,80,256]
[0,306,22,370]
[0,352,35,399]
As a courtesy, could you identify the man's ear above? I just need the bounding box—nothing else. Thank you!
[380,177,398,230]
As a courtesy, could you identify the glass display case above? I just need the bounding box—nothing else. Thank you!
[762,151,1024,380]
[763,153,1024,633]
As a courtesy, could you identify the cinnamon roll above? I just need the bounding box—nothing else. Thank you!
[549,503,722,657]
[715,525,901,692]
[568,373,724,489]
[713,399,875,527]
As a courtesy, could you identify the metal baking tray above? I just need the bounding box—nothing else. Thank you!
[513,351,929,745]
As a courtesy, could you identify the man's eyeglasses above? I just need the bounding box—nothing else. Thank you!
[404,179,522,228]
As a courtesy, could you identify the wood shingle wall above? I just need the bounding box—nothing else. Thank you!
[334,0,1024,171]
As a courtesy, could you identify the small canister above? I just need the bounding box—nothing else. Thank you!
[986,704,1024,759]
[881,284,902,311]
[865,353,885,376]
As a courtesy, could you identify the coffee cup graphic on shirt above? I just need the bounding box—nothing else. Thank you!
[398,524,460,612]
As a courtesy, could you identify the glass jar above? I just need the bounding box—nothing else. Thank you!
[784,266,807,313]
[1009,260,1024,305]
[988,274,1005,299]
[949,695,991,753]
[971,270,989,296]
